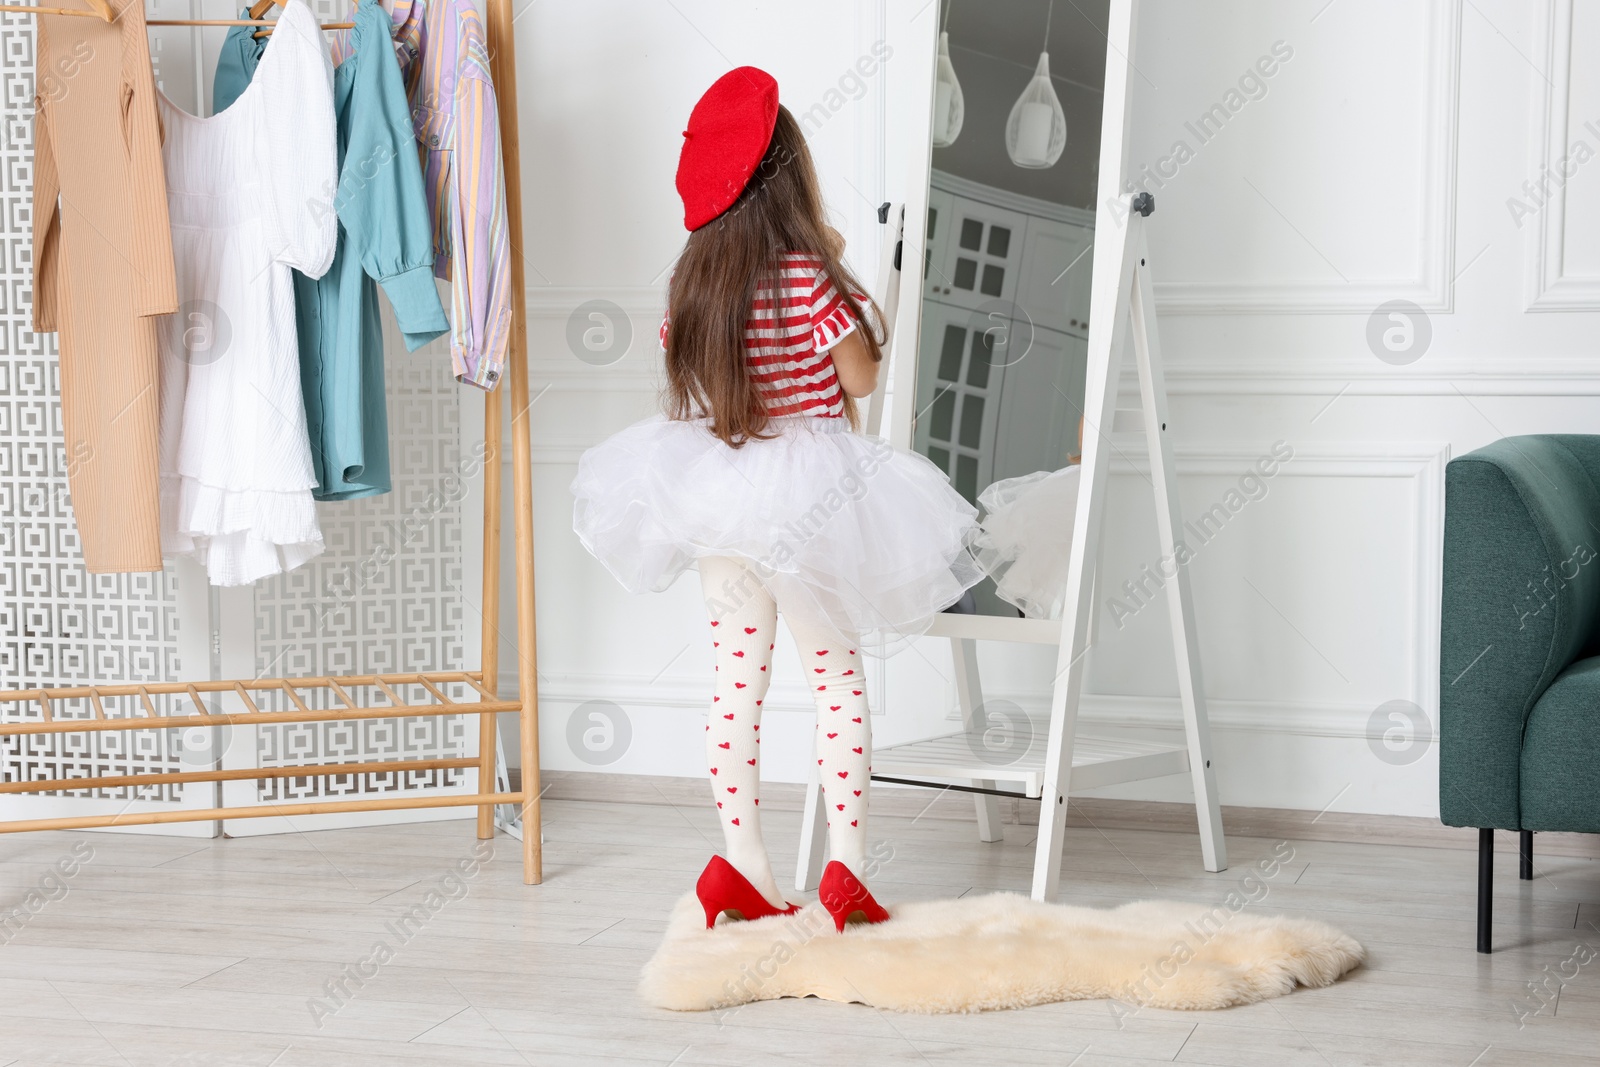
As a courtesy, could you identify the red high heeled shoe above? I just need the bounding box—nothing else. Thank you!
[696,855,801,929]
[818,860,890,933]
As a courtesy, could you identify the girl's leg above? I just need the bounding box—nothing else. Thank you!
[784,613,872,881]
[697,556,786,909]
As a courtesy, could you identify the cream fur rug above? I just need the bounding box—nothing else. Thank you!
[642,892,1364,1013]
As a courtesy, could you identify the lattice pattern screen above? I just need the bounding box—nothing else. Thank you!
[0,12,185,803]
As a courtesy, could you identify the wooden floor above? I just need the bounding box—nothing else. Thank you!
[1,794,1597,1066]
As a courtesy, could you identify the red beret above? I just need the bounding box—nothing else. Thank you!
[676,66,780,231]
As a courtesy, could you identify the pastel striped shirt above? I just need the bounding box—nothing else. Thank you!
[661,253,862,419]
[332,0,513,391]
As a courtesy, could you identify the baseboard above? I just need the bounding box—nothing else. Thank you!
[515,769,1600,860]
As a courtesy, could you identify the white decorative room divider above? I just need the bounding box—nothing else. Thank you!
[1,1,483,836]
[0,9,209,833]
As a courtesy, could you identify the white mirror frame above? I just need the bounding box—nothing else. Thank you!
[882,0,1138,643]
[853,0,1227,902]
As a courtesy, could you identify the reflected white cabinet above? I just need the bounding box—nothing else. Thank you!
[927,170,1094,333]
[914,171,1094,505]
[914,306,1087,504]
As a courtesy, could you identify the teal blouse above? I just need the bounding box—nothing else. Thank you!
[215,2,448,500]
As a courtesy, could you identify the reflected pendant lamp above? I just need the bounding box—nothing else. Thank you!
[1006,2,1067,168]
[932,31,964,147]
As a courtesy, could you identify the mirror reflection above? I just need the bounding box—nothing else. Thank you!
[914,0,1108,618]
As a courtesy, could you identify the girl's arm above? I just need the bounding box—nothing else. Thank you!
[829,330,880,398]
[820,226,879,398]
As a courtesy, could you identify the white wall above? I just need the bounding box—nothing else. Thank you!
[502,0,1600,821]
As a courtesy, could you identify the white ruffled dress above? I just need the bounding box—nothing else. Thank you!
[571,256,983,651]
[156,0,337,586]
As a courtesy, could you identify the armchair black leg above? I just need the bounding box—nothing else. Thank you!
[1478,828,1494,954]
[1520,830,1534,880]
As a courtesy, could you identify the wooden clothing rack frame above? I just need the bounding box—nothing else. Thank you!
[0,0,544,883]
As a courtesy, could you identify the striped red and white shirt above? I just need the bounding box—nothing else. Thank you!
[661,252,862,419]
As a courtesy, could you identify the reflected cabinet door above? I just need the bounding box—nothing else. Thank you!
[991,325,1088,481]
[1017,216,1094,338]
[930,196,1026,311]
[914,301,1008,504]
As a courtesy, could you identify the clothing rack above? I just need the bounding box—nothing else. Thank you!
[0,0,544,883]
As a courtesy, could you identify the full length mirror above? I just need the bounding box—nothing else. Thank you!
[910,0,1108,618]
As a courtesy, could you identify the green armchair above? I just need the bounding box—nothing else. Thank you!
[1440,434,1600,953]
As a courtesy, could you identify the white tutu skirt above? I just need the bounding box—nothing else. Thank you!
[972,465,1082,620]
[571,415,984,652]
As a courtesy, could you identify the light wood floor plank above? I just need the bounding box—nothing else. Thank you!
[1,796,1595,1065]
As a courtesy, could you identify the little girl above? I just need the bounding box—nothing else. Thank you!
[571,67,982,932]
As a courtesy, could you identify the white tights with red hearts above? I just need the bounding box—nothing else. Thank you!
[699,556,870,911]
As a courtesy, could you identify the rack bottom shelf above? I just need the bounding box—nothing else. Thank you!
[0,791,526,834]
[0,670,539,882]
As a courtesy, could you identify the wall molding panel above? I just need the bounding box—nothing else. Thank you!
[1153,0,1463,315]
[1526,0,1600,311]
[1156,357,1600,395]
[1106,442,1449,717]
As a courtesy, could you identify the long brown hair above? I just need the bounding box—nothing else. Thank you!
[664,105,883,447]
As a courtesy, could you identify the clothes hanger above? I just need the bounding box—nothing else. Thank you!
[246,0,305,39]
[246,0,279,38]
[244,0,354,38]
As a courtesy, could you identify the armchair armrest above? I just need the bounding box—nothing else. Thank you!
[1439,436,1600,829]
